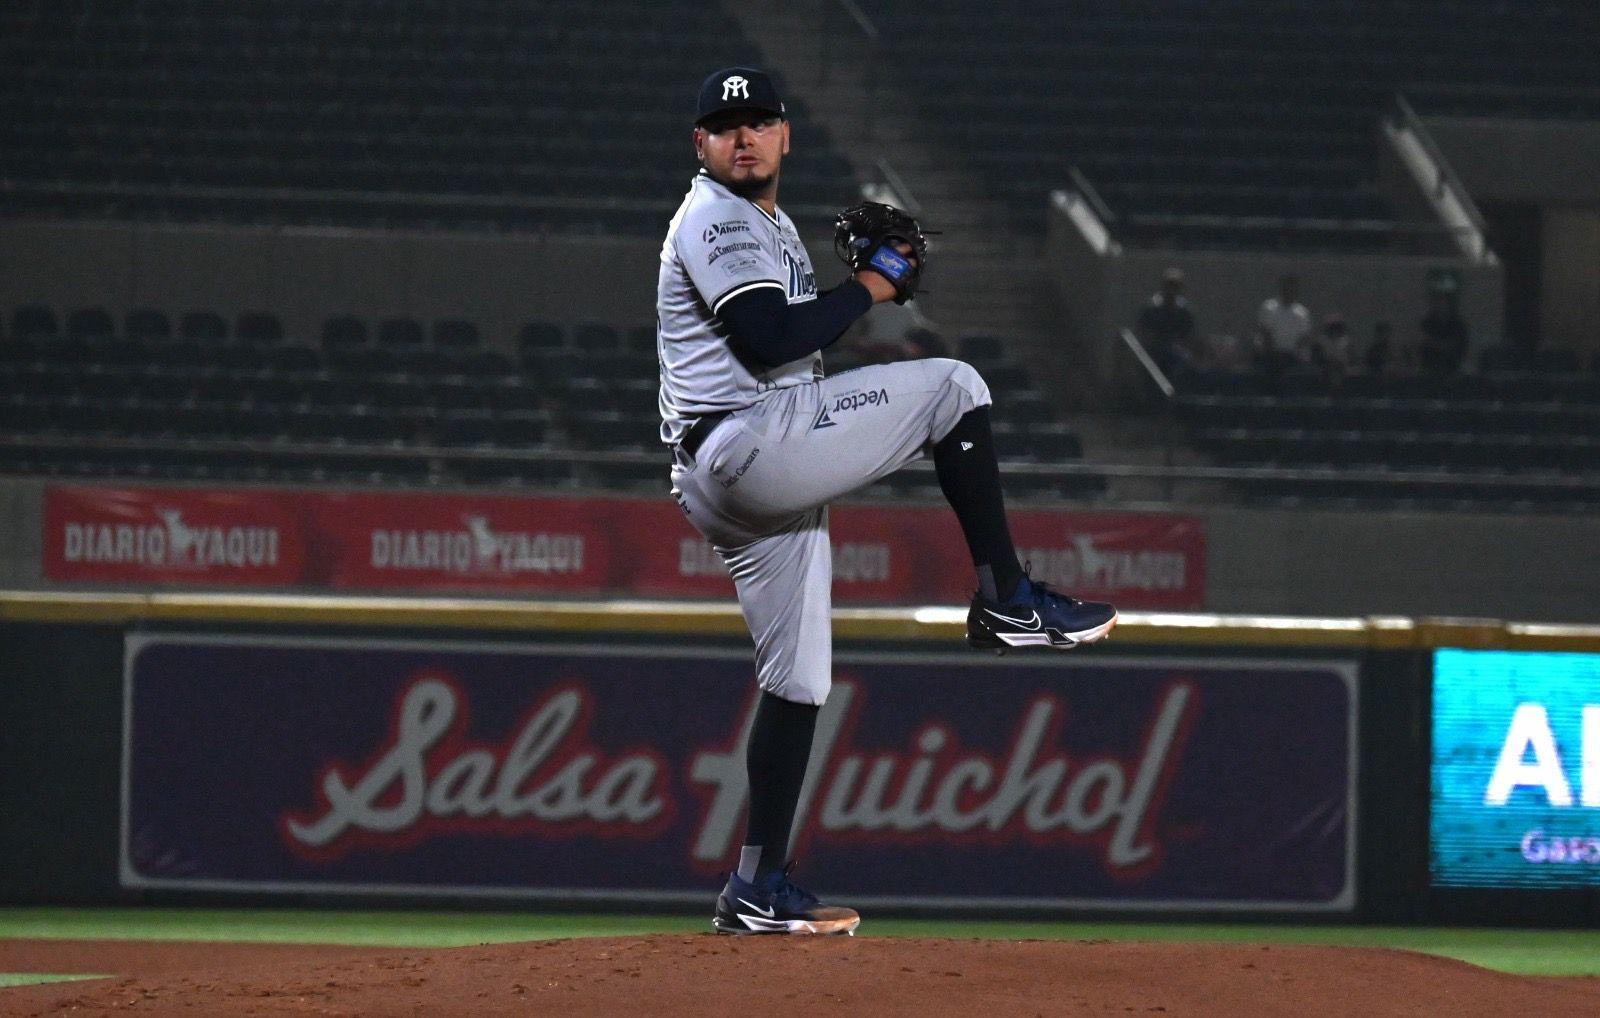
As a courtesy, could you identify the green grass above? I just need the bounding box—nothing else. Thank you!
[867,920,1600,977]
[0,973,104,988]
[0,908,698,947]
[2,910,1598,979]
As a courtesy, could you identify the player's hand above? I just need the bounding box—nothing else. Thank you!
[834,202,928,305]
[854,243,918,304]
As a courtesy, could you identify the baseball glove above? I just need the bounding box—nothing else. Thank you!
[834,201,928,305]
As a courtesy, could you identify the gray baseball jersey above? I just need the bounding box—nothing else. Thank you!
[656,170,823,446]
[656,172,993,706]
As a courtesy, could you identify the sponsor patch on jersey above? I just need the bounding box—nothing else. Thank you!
[832,388,889,413]
[811,387,889,430]
[702,220,752,244]
[718,446,761,489]
[719,256,761,278]
[708,241,761,265]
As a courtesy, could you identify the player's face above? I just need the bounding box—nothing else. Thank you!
[694,111,789,197]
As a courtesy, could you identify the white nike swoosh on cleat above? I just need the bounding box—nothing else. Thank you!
[983,608,1042,630]
[737,898,776,917]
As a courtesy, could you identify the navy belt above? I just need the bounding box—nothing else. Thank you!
[679,410,732,459]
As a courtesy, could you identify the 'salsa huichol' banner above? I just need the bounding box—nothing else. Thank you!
[122,635,1355,909]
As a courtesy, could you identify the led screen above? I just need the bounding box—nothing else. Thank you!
[1432,649,1600,888]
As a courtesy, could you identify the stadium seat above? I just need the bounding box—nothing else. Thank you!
[1533,347,1579,374]
[328,345,398,375]
[626,324,657,351]
[396,346,452,376]
[432,381,490,413]
[999,393,1056,426]
[67,308,116,341]
[180,311,228,342]
[958,335,1006,363]
[267,344,321,372]
[520,348,580,384]
[321,316,369,349]
[125,308,172,341]
[437,409,499,447]
[377,318,425,348]
[1030,425,1084,462]
[494,411,550,448]
[0,1,854,232]
[981,362,1031,394]
[573,323,620,351]
[10,305,59,340]
[212,344,267,371]
[518,321,565,352]
[431,319,480,349]
[236,312,284,345]
[456,349,514,377]
[1479,346,1530,372]
[246,376,302,408]
[127,342,180,374]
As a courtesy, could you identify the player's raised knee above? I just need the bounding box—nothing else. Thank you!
[929,356,993,410]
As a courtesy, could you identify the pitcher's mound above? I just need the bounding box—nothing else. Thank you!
[4,934,1599,1017]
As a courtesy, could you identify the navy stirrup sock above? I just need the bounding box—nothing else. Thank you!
[933,406,1024,602]
[739,690,821,882]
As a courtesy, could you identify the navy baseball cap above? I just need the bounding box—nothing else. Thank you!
[695,67,785,125]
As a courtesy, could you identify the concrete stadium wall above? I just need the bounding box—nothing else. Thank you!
[3,478,1597,623]
[1539,208,1600,356]
[0,477,43,588]
[1428,118,1600,206]
[1426,117,1600,356]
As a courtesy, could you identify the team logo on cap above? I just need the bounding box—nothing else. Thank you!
[721,75,750,100]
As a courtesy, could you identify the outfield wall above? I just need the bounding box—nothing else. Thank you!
[3,591,1597,923]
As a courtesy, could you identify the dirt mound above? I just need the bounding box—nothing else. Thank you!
[4,934,1598,1017]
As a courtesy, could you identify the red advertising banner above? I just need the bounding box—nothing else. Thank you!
[43,485,1206,608]
[43,486,307,586]
[617,503,1206,608]
[1006,509,1207,610]
[307,492,616,593]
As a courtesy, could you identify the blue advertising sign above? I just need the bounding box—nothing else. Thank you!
[1432,649,1600,888]
[123,635,1357,910]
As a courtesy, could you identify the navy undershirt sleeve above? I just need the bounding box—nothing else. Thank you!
[716,280,873,368]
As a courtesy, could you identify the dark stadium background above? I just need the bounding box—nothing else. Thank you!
[2,0,1599,932]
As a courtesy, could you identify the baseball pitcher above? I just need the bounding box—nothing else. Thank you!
[657,67,1117,936]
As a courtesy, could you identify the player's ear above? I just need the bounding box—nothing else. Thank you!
[780,120,791,156]
[692,127,705,162]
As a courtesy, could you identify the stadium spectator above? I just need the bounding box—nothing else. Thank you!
[1134,267,1200,378]
[1307,314,1356,385]
[1418,291,1470,376]
[1364,320,1396,377]
[1254,274,1313,376]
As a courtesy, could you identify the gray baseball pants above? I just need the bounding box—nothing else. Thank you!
[670,357,992,705]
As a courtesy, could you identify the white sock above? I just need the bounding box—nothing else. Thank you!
[737,845,762,882]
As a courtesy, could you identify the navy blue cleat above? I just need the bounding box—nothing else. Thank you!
[712,865,860,936]
[966,574,1117,652]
